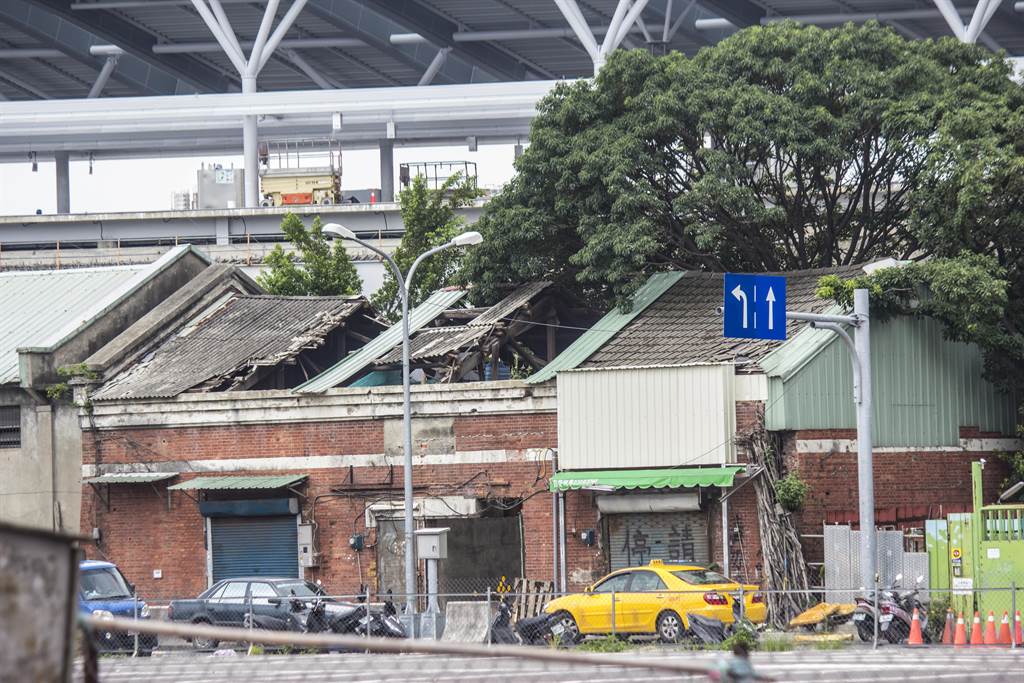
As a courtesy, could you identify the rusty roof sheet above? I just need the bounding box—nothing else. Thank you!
[581,266,866,371]
[93,294,366,400]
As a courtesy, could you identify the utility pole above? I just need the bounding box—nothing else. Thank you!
[787,289,874,590]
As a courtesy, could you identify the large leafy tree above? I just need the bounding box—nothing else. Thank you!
[372,173,480,321]
[462,22,1009,309]
[257,213,362,296]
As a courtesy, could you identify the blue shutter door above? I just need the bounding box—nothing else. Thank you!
[211,515,298,582]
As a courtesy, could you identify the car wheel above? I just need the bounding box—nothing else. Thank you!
[191,620,219,651]
[656,611,685,644]
[551,611,580,644]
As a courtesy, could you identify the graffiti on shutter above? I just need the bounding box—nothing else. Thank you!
[608,512,708,570]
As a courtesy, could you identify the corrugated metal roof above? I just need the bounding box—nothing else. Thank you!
[372,281,553,365]
[525,272,684,384]
[168,475,307,491]
[85,472,178,485]
[376,325,488,363]
[579,266,866,371]
[0,245,206,385]
[294,288,467,393]
[93,294,366,401]
[468,281,552,326]
[0,265,147,385]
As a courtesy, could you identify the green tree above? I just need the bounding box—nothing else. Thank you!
[257,213,362,296]
[461,22,1010,309]
[372,173,481,321]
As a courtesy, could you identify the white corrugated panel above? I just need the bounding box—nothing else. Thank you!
[557,365,736,470]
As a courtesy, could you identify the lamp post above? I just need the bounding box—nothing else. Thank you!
[322,222,482,627]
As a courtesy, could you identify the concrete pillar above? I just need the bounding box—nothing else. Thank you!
[379,139,395,202]
[241,76,259,208]
[215,217,230,246]
[55,152,70,214]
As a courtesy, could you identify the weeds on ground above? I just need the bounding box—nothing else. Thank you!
[811,639,849,650]
[719,628,758,652]
[757,635,794,652]
[576,636,631,653]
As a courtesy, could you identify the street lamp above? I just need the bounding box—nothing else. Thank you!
[322,222,482,626]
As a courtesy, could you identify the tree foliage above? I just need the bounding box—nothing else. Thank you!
[461,22,1013,310]
[372,173,481,321]
[257,213,362,296]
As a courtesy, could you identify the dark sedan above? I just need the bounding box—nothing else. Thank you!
[169,577,353,649]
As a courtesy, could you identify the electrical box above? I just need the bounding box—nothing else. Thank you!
[414,527,449,560]
[197,165,244,209]
[297,523,317,568]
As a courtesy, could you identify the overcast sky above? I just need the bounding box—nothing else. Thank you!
[0,143,517,216]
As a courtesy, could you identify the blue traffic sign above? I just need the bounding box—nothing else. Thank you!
[723,273,786,340]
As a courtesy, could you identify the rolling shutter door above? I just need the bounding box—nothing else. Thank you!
[608,512,709,570]
[211,515,298,582]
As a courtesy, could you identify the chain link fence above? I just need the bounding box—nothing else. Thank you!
[76,583,1022,656]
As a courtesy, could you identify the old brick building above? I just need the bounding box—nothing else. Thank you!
[75,261,1018,603]
[80,383,559,601]
[531,266,1017,588]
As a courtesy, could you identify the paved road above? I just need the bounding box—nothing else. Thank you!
[77,647,1024,682]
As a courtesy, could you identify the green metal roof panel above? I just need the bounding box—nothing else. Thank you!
[168,475,307,491]
[759,307,845,381]
[85,472,178,485]
[549,466,745,492]
[294,288,467,393]
[0,244,205,385]
[526,272,685,384]
[766,315,1018,446]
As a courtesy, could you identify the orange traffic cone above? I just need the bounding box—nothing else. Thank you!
[1015,611,1023,646]
[941,609,955,645]
[954,612,968,646]
[984,610,998,645]
[997,611,1012,646]
[969,611,983,645]
[907,607,925,646]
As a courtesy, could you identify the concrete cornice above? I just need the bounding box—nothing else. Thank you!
[83,380,557,430]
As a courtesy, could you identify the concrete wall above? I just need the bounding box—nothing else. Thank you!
[0,389,82,534]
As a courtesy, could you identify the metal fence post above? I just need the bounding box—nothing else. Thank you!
[133,593,139,657]
[611,591,616,638]
[872,574,879,650]
[366,586,372,641]
[486,588,493,647]
[1013,582,1018,648]
[738,585,745,623]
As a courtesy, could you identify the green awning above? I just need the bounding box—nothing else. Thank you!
[86,472,178,485]
[168,475,307,491]
[549,466,744,492]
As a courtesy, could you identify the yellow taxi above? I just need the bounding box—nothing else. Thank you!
[542,560,766,642]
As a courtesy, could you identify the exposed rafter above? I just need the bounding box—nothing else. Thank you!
[356,0,530,81]
[698,0,764,27]
[24,0,230,92]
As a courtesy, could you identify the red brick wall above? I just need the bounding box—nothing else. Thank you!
[81,413,558,601]
[82,420,385,465]
[782,429,1010,565]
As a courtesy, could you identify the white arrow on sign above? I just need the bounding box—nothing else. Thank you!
[766,287,776,330]
[731,284,748,328]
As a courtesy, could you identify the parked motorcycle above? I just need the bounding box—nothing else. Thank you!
[489,596,567,646]
[878,575,928,644]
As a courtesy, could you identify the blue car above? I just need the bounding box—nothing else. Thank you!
[78,560,158,654]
